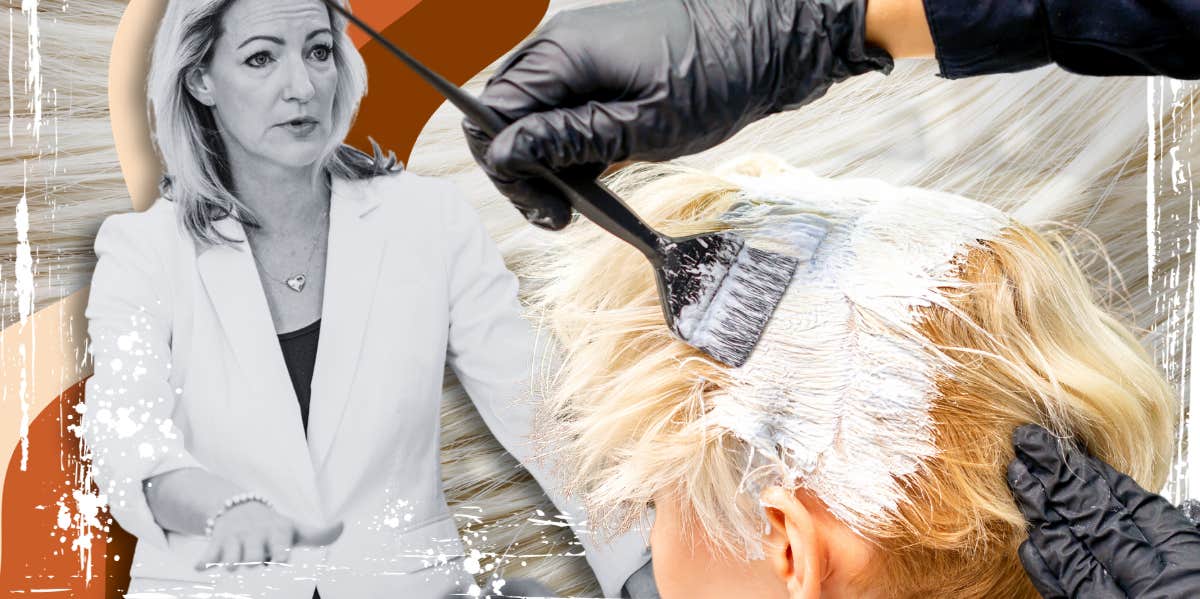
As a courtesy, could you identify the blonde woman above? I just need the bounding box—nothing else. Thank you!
[526,156,1200,598]
[80,0,648,597]
[462,0,1199,595]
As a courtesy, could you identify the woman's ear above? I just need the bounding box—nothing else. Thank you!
[761,486,825,599]
[184,66,216,106]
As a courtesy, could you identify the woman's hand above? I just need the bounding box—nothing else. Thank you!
[463,0,892,230]
[1007,424,1200,598]
[196,501,344,571]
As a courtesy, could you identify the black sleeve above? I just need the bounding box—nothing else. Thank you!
[922,0,1200,79]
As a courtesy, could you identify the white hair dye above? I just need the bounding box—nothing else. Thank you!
[705,167,1010,529]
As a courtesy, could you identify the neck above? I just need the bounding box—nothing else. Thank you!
[227,154,331,238]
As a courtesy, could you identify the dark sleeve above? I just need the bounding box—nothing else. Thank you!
[922,0,1200,79]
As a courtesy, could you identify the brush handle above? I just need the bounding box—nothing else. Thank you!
[323,0,670,264]
[524,167,669,265]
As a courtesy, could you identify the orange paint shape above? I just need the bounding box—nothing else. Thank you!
[346,0,424,48]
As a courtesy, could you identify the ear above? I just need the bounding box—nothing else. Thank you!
[761,486,825,599]
[184,66,216,107]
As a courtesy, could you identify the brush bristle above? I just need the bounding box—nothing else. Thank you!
[688,246,798,366]
[662,233,799,367]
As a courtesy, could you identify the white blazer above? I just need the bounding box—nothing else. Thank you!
[82,172,649,598]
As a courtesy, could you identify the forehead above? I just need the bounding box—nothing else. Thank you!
[220,0,331,41]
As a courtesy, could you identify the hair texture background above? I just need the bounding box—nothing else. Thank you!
[1,0,130,325]
[0,0,1196,596]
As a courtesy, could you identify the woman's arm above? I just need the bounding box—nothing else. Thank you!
[865,0,1200,78]
[465,0,1197,229]
[143,467,244,536]
[144,467,341,570]
[83,214,207,548]
[864,0,934,59]
[918,0,1200,79]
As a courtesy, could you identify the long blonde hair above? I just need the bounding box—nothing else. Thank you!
[527,155,1176,598]
[147,0,390,245]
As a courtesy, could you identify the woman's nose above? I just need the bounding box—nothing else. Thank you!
[281,57,316,103]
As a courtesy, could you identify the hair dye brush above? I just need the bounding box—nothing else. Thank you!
[325,1,798,367]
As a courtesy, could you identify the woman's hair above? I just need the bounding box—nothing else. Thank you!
[527,154,1176,598]
[147,0,395,246]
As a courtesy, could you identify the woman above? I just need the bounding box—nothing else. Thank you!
[459,0,1200,593]
[79,0,650,596]
[524,154,1192,597]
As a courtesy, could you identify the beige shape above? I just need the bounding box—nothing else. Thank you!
[110,0,165,213]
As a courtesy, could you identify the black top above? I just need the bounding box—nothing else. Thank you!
[923,0,1200,80]
[278,319,321,436]
[278,320,323,599]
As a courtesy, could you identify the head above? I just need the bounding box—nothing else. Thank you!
[149,0,387,244]
[531,155,1175,598]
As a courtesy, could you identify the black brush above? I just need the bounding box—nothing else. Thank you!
[325,1,798,366]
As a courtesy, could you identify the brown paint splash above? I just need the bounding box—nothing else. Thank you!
[0,380,134,597]
[347,0,550,165]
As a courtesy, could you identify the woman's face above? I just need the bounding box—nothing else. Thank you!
[193,0,337,173]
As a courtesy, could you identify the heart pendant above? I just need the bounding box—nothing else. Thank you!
[285,274,307,293]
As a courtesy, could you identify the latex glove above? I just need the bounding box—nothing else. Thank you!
[1007,424,1200,598]
[463,0,893,230]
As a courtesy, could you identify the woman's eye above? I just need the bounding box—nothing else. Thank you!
[244,51,273,68]
[308,44,333,62]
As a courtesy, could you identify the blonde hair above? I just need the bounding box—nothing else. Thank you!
[529,155,1176,598]
[147,0,393,246]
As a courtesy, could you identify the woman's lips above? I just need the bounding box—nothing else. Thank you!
[279,118,319,137]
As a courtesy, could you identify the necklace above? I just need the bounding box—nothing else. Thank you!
[250,205,329,294]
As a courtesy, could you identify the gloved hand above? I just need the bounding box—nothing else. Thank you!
[1007,424,1200,599]
[463,0,893,230]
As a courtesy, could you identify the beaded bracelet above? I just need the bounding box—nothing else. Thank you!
[203,492,273,537]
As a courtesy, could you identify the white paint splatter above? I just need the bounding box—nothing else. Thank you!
[1174,82,1200,504]
[52,484,106,584]
[1149,78,1200,505]
[16,160,32,320]
[21,0,41,143]
[7,8,13,146]
[462,548,483,574]
[1147,78,1157,290]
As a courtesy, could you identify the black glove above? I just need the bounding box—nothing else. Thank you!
[463,0,893,230]
[1007,424,1200,598]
